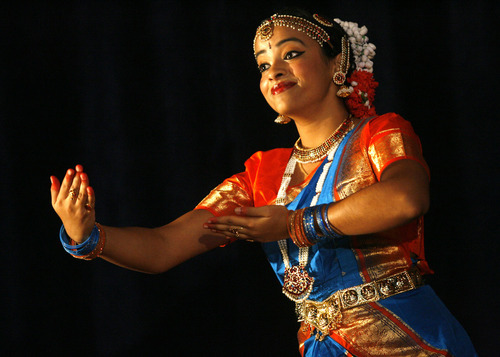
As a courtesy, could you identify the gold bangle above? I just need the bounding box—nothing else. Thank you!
[287,210,298,241]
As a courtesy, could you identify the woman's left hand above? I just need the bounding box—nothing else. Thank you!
[203,205,290,243]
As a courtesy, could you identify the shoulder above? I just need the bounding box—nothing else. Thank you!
[364,112,414,133]
[241,148,293,185]
[244,148,293,167]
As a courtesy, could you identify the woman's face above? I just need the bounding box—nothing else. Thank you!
[254,26,336,118]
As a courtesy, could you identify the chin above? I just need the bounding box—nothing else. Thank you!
[270,102,301,117]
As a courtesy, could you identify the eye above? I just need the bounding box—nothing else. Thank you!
[256,51,305,73]
[284,51,304,60]
[257,63,270,73]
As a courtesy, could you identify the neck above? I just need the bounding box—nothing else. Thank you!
[293,106,350,149]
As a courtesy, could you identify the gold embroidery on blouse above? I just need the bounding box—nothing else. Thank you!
[335,128,425,200]
[368,130,406,175]
[352,238,411,282]
[197,180,253,216]
[334,125,377,200]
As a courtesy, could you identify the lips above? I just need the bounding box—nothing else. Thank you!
[271,81,296,95]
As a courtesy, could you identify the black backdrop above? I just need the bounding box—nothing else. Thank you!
[2,1,498,356]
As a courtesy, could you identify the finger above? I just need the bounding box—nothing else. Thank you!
[229,229,255,242]
[50,176,61,205]
[234,206,248,216]
[202,223,232,239]
[204,221,243,234]
[86,186,95,211]
[206,225,255,242]
[68,170,82,201]
[226,226,245,239]
[235,206,271,217]
[75,164,84,173]
[59,169,76,198]
[205,222,248,236]
[78,172,89,202]
[206,216,251,227]
[204,222,231,233]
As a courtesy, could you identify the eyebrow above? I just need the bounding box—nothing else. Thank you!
[255,37,306,58]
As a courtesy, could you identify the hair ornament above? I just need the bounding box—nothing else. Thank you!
[254,14,333,54]
[257,20,274,42]
[313,14,334,27]
[334,18,379,118]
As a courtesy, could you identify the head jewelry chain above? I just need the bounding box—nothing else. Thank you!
[253,14,333,55]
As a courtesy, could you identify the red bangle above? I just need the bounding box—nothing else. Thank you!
[71,223,107,260]
[290,208,314,247]
[287,210,298,242]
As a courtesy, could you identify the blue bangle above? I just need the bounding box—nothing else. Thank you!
[317,203,342,239]
[302,206,321,245]
[313,204,332,238]
[60,225,99,256]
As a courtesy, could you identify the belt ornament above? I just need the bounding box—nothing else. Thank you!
[296,269,423,341]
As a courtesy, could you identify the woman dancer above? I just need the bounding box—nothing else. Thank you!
[51,8,476,356]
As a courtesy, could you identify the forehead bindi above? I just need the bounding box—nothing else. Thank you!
[254,28,310,57]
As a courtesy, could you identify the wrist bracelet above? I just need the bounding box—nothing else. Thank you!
[303,206,321,245]
[316,204,342,239]
[59,223,107,260]
[288,204,343,248]
[288,207,314,247]
[287,210,299,243]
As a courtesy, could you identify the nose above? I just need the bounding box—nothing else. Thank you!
[267,61,287,81]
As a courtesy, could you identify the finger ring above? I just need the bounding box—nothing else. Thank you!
[247,239,254,243]
[229,226,243,238]
[85,203,93,211]
[69,188,79,200]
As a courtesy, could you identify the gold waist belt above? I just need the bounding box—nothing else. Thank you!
[295,269,423,340]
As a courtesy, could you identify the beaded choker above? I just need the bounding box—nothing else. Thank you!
[292,115,353,164]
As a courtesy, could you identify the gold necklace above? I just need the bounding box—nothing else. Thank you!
[292,115,353,164]
[275,116,355,302]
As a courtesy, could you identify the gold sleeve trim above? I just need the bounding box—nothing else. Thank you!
[196,180,253,217]
[368,130,424,179]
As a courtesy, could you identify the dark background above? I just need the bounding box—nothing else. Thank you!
[2,1,498,356]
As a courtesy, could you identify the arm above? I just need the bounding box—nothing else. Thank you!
[100,210,227,274]
[204,159,429,241]
[327,159,429,235]
[51,165,228,274]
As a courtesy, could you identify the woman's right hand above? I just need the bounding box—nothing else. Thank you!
[50,164,96,243]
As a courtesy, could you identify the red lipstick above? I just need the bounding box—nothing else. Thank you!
[271,81,296,95]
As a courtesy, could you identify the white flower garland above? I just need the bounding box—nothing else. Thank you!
[334,18,376,73]
[334,18,378,118]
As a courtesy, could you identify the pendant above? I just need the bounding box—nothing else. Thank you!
[282,265,314,302]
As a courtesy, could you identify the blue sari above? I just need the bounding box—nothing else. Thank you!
[198,114,477,356]
[261,117,477,356]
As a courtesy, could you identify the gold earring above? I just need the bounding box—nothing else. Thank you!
[333,71,346,86]
[336,85,353,98]
[333,36,353,98]
[275,114,291,124]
